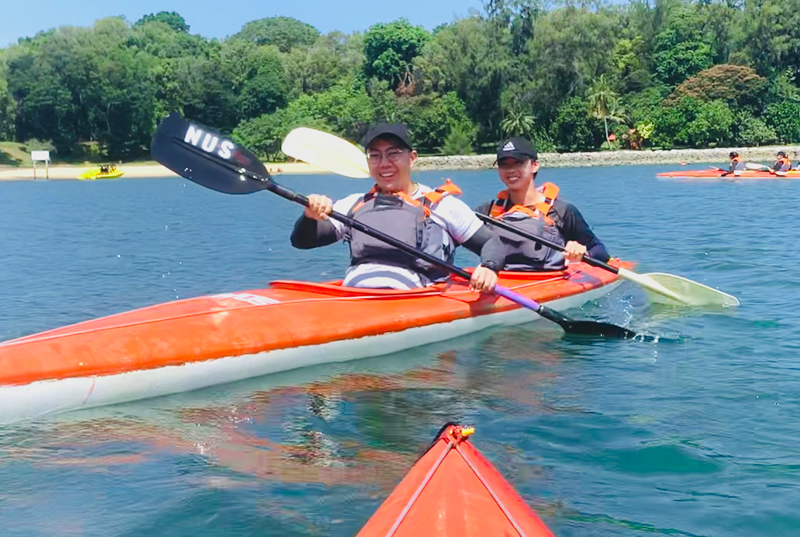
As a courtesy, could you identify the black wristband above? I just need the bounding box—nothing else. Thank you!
[482,261,501,273]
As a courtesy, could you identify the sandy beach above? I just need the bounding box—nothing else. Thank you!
[0,161,331,181]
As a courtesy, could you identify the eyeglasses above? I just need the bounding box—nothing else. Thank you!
[366,149,408,164]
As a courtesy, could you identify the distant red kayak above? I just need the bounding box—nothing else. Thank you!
[657,169,800,179]
[356,423,555,537]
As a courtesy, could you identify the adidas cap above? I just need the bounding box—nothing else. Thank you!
[494,137,538,164]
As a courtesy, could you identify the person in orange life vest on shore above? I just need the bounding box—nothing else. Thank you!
[770,151,791,173]
[290,123,505,292]
[727,152,747,175]
[474,137,610,271]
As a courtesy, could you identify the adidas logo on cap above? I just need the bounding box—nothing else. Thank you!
[502,141,516,151]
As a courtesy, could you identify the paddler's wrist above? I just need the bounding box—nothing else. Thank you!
[480,261,501,274]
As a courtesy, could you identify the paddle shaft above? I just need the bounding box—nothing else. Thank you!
[175,142,570,325]
[475,212,621,275]
[260,176,571,323]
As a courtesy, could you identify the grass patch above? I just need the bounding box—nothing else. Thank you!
[0,141,162,168]
[0,141,30,166]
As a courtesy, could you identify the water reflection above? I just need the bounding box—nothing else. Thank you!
[0,324,570,495]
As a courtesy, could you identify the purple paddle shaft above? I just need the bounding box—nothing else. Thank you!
[494,285,542,312]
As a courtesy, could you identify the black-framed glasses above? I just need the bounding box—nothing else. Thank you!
[366,149,408,164]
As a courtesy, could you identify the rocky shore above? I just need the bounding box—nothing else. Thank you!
[3,145,799,180]
[416,145,800,170]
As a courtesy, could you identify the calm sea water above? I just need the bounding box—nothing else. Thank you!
[0,166,798,536]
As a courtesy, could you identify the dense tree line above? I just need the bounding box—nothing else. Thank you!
[0,1,799,161]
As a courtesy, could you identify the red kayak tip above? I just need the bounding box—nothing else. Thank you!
[356,423,555,537]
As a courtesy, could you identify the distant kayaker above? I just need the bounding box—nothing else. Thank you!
[290,123,505,292]
[770,151,791,173]
[475,137,609,271]
[727,152,746,175]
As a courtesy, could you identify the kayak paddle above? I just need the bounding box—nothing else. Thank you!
[280,127,740,308]
[745,162,787,176]
[150,112,640,339]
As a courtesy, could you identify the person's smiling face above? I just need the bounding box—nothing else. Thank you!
[497,157,539,192]
[366,137,417,193]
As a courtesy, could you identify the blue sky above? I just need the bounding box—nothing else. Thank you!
[1,0,486,47]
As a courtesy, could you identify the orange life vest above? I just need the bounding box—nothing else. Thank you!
[487,182,566,272]
[352,179,463,216]
[489,182,559,225]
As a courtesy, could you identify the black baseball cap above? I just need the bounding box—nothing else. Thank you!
[362,123,413,151]
[494,137,538,164]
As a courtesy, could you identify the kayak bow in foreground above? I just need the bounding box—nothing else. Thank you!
[356,423,554,537]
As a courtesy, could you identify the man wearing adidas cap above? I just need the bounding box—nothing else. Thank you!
[290,123,505,292]
[475,136,609,272]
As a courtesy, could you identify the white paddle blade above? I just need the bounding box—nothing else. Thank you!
[282,127,370,178]
[638,271,740,307]
[617,268,688,304]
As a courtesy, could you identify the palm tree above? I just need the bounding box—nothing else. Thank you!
[501,109,536,137]
[588,75,625,147]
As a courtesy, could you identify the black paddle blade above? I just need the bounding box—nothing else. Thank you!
[560,320,640,339]
[150,112,270,195]
[538,304,637,340]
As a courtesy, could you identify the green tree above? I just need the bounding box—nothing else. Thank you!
[525,6,622,121]
[652,8,713,86]
[233,17,320,52]
[233,108,331,161]
[0,52,15,139]
[651,97,699,148]
[734,112,777,146]
[284,79,376,140]
[484,0,542,54]
[394,91,475,153]
[743,0,800,79]
[134,11,190,33]
[682,99,734,147]
[414,16,514,144]
[129,18,209,58]
[551,96,601,151]
[613,35,651,93]
[236,47,288,119]
[764,101,800,143]
[364,19,430,90]
[441,123,475,155]
[285,32,365,97]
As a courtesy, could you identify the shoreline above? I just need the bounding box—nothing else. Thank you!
[0,161,331,181]
[415,144,800,171]
[1,145,798,180]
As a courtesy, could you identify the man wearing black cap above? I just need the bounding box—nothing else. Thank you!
[770,151,791,173]
[475,136,609,271]
[290,123,505,292]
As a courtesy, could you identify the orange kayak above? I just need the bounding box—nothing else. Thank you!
[657,169,800,179]
[356,423,554,537]
[0,263,626,423]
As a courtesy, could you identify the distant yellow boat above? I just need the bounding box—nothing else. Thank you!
[77,165,124,180]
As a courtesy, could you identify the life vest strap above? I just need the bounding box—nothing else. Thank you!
[489,182,559,226]
[351,180,462,217]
